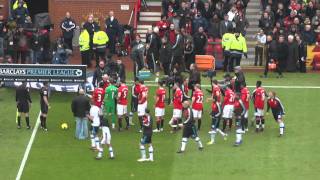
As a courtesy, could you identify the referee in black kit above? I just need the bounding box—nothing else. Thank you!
[16,82,32,129]
[40,82,50,131]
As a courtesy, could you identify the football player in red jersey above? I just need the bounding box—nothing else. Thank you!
[252,81,266,132]
[138,80,148,132]
[233,93,246,147]
[267,91,285,137]
[212,79,222,103]
[153,81,166,132]
[222,84,235,132]
[240,82,250,132]
[192,84,204,131]
[169,82,183,132]
[92,82,105,109]
[117,80,129,131]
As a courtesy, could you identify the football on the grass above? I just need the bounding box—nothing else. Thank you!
[61,123,68,130]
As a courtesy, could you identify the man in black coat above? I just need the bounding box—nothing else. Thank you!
[219,14,233,37]
[171,28,185,73]
[83,15,99,58]
[130,35,145,78]
[296,34,307,73]
[193,26,207,55]
[92,60,108,87]
[60,12,76,50]
[159,36,172,76]
[234,66,246,93]
[146,27,161,73]
[276,35,288,78]
[105,11,119,54]
[286,35,299,72]
[263,35,278,78]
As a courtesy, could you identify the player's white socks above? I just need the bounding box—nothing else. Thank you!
[216,129,226,136]
[109,146,114,158]
[181,138,188,151]
[95,137,101,150]
[279,122,285,135]
[90,134,95,148]
[140,145,146,159]
[195,137,203,148]
[210,130,216,143]
[148,146,154,161]
[236,129,242,143]
[97,149,103,158]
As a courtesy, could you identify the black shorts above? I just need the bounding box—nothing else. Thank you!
[272,110,283,121]
[41,103,48,114]
[211,115,221,129]
[91,126,99,136]
[17,102,29,113]
[183,125,198,138]
[141,134,152,144]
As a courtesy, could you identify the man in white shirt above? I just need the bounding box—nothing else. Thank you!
[254,29,266,66]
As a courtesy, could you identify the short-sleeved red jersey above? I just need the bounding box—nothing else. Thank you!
[241,87,250,109]
[253,87,265,109]
[212,84,221,102]
[173,88,183,110]
[138,85,148,104]
[92,87,105,107]
[155,87,166,108]
[223,88,235,106]
[117,83,128,105]
[192,89,204,110]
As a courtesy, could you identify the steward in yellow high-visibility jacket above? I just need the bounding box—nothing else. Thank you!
[221,28,234,72]
[79,29,91,66]
[12,0,28,10]
[93,28,109,63]
[226,31,247,71]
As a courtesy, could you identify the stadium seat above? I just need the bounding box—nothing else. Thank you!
[312,54,320,70]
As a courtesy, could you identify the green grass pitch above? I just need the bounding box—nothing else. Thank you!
[1,72,320,180]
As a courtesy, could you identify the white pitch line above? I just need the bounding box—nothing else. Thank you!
[16,112,41,180]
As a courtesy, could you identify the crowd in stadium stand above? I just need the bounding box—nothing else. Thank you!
[1,0,320,75]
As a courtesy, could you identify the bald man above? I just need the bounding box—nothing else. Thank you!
[60,12,76,50]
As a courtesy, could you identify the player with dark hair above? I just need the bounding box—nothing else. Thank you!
[267,91,286,137]
[240,82,250,132]
[40,82,50,131]
[212,79,222,103]
[92,82,105,109]
[137,80,149,133]
[96,117,114,160]
[137,109,154,162]
[191,84,204,131]
[16,82,32,129]
[117,80,129,131]
[233,93,246,146]
[252,80,266,132]
[169,82,183,133]
[153,80,166,132]
[129,78,141,126]
[207,96,227,145]
[177,101,203,153]
[222,84,235,132]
